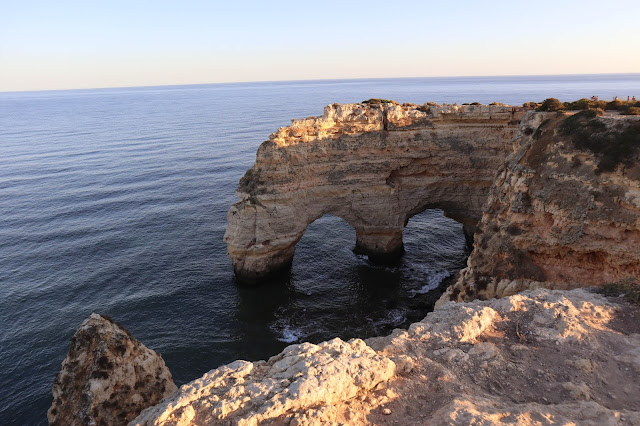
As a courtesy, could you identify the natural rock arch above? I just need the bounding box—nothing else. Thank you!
[225,102,524,282]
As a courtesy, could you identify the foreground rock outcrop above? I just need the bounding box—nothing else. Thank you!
[133,338,395,425]
[130,288,640,425]
[440,112,640,303]
[225,103,524,281]
[48,314,177,425]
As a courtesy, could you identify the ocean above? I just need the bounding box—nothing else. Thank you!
[1,74,639,425]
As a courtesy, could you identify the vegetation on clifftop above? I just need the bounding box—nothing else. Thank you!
[532,97,640,115]
[362,98,399,105]
[560,110,640,172]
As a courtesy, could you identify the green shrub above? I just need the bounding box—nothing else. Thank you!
[523,102,539,109]
[605,99,626,110]
[362,98,399,105]
[564,98,593,110]
[562,98,607,111]
[600,278,640,304]
[537,98,565,112]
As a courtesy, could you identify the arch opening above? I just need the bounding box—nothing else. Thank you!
[262,209,471,345]
[402,208,471,294]
[292,213,357,278]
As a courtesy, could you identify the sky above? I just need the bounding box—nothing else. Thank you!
[1,0,639,92]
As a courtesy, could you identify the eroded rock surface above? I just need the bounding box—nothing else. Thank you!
[225,102,524,281]
[131,288,640,425]
[439,112,640,303]
[132,338,395,425]
[48,314,177,426]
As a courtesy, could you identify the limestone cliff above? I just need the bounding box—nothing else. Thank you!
[439,112,640,303]
[49,103,640,425]
[130,288,640,425]
[48,314,177,425]
[225,102,524,281]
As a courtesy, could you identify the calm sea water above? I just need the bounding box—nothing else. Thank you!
[1,74,639,425]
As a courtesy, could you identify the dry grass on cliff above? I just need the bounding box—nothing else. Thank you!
[534,97,640,115]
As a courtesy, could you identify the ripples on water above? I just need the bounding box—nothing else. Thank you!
[1,74,639,424]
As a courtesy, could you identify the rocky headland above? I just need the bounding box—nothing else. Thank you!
[50,102,640,424]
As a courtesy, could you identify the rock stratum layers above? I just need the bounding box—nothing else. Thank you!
[439,112,640,303]
[226,102,639,296]
[48,314,177,425]
[225,103,524,281]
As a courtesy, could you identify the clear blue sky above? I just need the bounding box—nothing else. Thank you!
[2,0,639,91]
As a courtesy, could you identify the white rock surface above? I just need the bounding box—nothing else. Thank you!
[132,338,395,425]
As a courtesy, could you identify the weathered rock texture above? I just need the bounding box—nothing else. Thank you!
[48,314,177,426]
[131,288,640,425]
[225,103,524,281]
[439,112,640,303]
[132,338,395,425]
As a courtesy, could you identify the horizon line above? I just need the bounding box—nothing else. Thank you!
[2,72,640,95]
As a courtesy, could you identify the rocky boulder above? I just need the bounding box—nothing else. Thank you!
[132,338,395,425]
[48,314,177,425]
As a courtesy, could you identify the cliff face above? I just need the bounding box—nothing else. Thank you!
[48,314,177,425]
[225,103,523,281]
[129,288,640,425]
[439,112,640,303]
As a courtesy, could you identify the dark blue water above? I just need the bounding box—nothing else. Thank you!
[1,74,639,425]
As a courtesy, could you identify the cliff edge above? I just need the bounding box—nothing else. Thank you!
[129,288,640,425]
[49,103,640,424]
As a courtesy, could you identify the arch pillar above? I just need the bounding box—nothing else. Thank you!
[225,201,304,284]
[354,226,404,263]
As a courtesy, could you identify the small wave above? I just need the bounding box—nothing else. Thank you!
[270,316,305,343]
[386,308,406,326]
[410,269,452,297]
[369,308,407,329]
[276,326,303,343]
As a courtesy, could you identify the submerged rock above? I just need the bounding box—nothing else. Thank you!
[48,314,177,425]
